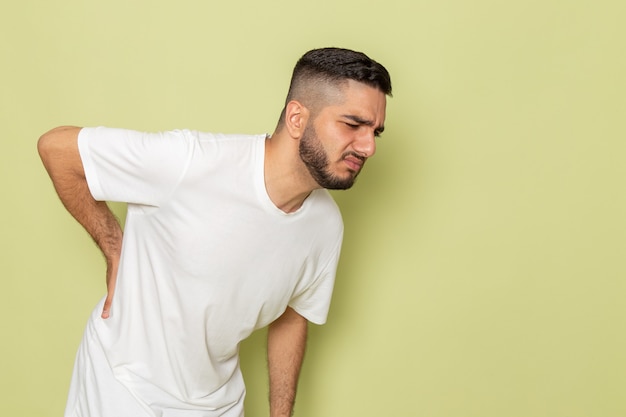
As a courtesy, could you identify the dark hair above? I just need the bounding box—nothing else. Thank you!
[288,47,392,99]
[278,47,392,126]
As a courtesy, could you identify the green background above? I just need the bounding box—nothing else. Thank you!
[2,0,625,416]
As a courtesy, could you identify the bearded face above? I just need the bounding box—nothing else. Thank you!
[298,123,365,190]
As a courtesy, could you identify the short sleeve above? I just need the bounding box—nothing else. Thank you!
[78,127,195,206]
[289,229,343,325]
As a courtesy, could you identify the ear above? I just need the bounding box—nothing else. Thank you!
[284,100,310,140]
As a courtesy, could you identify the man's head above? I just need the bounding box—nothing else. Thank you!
[278,47,392,190]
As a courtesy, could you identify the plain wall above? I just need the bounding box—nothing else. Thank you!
[2,0,625,416]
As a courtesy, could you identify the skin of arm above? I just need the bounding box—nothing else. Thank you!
[37,126,123,319]
[267,307,308,417]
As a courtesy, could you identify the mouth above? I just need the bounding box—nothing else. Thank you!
[343,153,366,172]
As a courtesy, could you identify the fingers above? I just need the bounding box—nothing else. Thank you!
[102,260,119,319]
[101,293,113,319]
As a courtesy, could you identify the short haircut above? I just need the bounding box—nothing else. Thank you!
[278,47,392,126]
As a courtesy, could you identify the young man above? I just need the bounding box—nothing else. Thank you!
[38,47,392,417]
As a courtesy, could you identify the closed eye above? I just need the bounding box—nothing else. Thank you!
[341,114,384,138]
[344,122,383,139]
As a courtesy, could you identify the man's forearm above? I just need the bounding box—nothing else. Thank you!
[38,126,123,317]
[38,126,122,258]
[268,307,308,417]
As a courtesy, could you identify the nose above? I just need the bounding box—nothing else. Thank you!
[353,131,377,158]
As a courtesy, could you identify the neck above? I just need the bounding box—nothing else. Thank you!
[263,131,319,213]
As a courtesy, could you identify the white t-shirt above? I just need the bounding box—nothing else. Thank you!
[66,127,343,417]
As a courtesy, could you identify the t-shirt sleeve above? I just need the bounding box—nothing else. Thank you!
[289,230,344,325]
[78,127,194,206]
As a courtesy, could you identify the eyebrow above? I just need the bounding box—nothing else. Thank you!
[341,114,385,135]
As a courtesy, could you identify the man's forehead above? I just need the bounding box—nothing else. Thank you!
[299,78,387,123]
[333,82,386,117]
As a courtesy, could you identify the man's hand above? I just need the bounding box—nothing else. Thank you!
[38,126,123,319]
[268,307,308,417]
[102,250,121,319]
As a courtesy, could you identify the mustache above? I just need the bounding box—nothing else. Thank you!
[342,151,366,163]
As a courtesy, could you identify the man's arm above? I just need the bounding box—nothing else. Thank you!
[37,126,123,319]
[268,307,308,417]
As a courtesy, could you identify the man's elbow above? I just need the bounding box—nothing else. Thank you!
[37,126,81,161]
[37,126,83,174]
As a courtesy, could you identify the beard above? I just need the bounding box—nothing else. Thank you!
[298,124,364,190]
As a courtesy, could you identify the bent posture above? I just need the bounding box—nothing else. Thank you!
[39,47,391,417]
